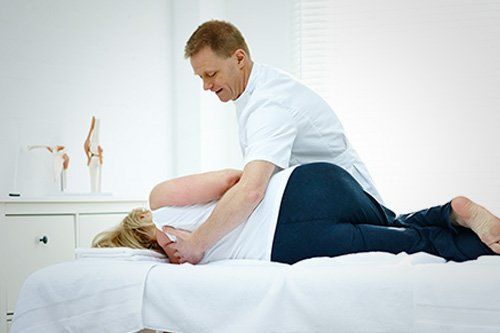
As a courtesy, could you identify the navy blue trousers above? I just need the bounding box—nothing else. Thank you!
[271,163,494,264]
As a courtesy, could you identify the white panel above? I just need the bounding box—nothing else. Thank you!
[296,0,500,214]
[171,0,203,176]
[78,213,128,248]
[3,215,75,312]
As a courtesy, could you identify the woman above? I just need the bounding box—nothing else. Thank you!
[93,163,500,264]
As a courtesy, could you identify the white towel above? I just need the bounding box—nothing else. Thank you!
[412,255,500,332]
[12,260,159,333]
[75,247,168,263]
[143,252,431,333]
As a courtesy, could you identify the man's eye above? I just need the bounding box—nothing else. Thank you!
[208,72,216,77]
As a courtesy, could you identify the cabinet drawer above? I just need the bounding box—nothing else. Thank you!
[3,215,75,312]
[77,213,128,248]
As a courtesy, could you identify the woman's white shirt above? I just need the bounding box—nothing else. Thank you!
[152,166,298,264]
[234,62,382,203]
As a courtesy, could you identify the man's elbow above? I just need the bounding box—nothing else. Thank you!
[242,187,266,207]
[237,162,275,207]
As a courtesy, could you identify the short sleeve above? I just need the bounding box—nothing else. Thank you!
[243,104,297,169]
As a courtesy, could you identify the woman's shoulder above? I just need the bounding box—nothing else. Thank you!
[152,201,217,231]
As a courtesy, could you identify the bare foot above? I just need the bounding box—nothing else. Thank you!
[451,196,500,254]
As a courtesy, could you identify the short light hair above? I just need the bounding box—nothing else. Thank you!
[92,208,164,254]
[184,20,251,59]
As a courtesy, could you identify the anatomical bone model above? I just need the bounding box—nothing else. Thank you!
[84,116,103,193]
[27,145,70,191]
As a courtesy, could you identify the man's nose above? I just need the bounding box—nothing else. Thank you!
[203,80,213,91]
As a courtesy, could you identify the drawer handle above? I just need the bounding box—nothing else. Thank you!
[39,235,49,244]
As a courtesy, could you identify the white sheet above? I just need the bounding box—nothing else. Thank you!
[143,252,443,333]
[413,256,500,332]
[11,260,158,333]
[11,252,500,333]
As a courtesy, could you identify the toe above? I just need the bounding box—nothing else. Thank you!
[484,224,500,245]
[451,196,473,219]
[488,241,500,255]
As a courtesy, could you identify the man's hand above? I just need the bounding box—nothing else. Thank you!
[156,227,180,264]
[163,226,205,264]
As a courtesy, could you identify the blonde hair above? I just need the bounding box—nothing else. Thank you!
[184,20,251,59]
[92,208,164,254]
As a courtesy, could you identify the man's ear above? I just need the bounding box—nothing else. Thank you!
[234,49,247,68]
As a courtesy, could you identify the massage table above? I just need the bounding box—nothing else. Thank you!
[11,249,500,332]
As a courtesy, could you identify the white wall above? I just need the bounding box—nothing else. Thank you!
[0,0,295,197]
[2,0,496,216]
[0,0,173,198]
[297,0,500,214]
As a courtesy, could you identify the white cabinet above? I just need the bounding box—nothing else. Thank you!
[77,213,129,248]
[4,215,75,313]
[0,197,147,333]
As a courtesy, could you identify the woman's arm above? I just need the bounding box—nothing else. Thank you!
[149,168,242,210]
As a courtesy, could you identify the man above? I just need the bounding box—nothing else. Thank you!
[166,20,382,264]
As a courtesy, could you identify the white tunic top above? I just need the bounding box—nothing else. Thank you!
[152,166,298,264]
[234,62,383,203]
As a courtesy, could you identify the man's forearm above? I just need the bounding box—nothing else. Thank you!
[189,181,264,252]
[166,160,276,264]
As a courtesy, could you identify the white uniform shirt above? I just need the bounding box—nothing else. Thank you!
[234,62,383,203]
[152,166,298,264]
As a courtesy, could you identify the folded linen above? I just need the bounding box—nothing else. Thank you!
[75,247,168,263]
[12,260,159,333]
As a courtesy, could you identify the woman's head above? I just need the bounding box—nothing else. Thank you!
[92,208,164,254]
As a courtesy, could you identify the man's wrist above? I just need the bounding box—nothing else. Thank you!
[189,232,209,254]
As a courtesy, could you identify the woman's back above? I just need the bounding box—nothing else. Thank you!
[152,166,298,263]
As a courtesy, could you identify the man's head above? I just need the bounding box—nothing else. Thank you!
[185,20,253,102]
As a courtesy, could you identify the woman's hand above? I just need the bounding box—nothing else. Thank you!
[163,226,205,265]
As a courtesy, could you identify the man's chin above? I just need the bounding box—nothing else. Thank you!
[217,95,231,103]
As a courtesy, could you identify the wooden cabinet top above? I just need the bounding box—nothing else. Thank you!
[0,195,146,203]
[0,197,148,215]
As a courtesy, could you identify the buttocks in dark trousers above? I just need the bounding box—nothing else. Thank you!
[271,163,494,264]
